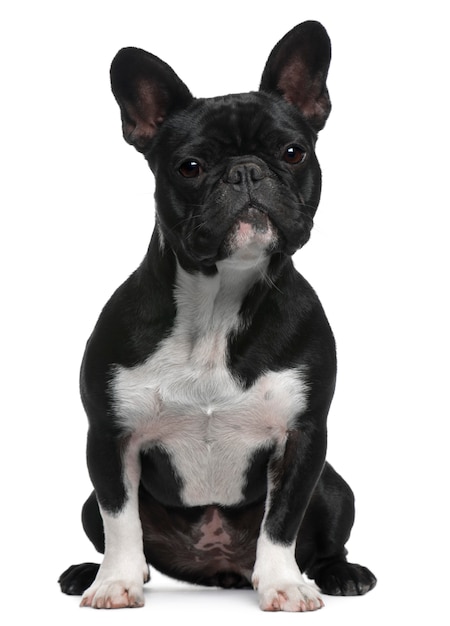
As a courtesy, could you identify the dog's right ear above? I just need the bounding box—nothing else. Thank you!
[110,48,193,153]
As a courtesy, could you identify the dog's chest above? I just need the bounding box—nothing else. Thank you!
[111,264,308,507]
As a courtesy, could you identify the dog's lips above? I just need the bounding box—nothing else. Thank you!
[222,207,278,258]
[188,207,280,268]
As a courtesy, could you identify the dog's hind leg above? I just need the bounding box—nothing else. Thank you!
[296,463,377,596]
[58,492,103,596]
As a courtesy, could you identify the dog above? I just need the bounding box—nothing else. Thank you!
[59,21,376,612]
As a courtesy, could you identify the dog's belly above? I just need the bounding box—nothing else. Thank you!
[139,497,265,586]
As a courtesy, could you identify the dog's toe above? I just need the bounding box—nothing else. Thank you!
[81,580,145,609]
[258,583,324,612]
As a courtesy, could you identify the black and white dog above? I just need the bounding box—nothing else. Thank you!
[59,21,376,612]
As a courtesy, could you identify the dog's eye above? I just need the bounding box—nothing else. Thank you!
[179,160,202,178]
[283,146,307,165]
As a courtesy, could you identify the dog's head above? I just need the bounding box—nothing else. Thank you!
[110,21,331,272]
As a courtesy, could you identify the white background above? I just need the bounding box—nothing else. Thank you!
[1,1,448,623]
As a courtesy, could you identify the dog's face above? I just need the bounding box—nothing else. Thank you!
[149,92,321,269]
[110,22,331,272]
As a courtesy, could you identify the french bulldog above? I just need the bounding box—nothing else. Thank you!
[59,20,376,612]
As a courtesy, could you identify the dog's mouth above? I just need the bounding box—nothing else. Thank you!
[219,207,278,261]
[178,206,283,270]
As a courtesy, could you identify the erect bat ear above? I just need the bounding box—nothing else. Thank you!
[260,21,332,132]
[110,47,193,153]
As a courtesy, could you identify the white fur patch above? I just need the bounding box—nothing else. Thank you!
[252,532,324,612]
[111,260,309,507]
[80,446,149,608]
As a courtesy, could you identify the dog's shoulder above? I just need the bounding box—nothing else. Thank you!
[80,237,177,410]
[228,259,336,386]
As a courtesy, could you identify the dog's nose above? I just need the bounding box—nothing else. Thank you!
[226,161,265,189]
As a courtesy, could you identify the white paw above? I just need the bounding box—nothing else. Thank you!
[80,562,149,609]
[252,533,324,612]
[81,578,145,609]
[256,580,324,612]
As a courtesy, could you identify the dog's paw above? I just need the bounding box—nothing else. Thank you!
[80,578,145,609]
[315,561,377,596]
[255,580,324,612]
[59,562,100,596]
[80,562,149,609]
[252,534,324,612]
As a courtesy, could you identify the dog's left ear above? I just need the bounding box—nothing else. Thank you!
[260,21,331,132]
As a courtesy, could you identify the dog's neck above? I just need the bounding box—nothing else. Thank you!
[173,255,270,337]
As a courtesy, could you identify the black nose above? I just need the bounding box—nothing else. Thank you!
[225,161,265,189]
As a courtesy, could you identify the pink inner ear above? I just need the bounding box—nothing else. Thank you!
[127,116,159,147]
[275,56,330,131]
[122,81,168,148]
[136,81,168,129]
[278,61,316,111]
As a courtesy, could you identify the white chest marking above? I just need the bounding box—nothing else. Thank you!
[111,260,309,507]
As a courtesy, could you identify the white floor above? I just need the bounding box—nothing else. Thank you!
[50,568,383,624]
[13,554,437,625]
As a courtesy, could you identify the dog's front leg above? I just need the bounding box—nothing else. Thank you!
[252,422,326,612]
[80,430,149,609]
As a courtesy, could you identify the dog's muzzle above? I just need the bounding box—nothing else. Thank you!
[217,159,279,259]
[221,206,278,260]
